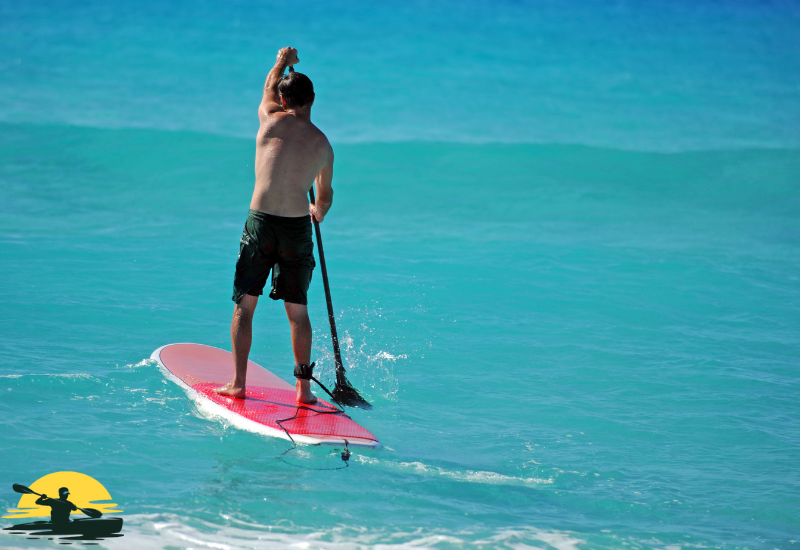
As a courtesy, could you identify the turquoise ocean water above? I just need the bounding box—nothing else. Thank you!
[1,1,799,548]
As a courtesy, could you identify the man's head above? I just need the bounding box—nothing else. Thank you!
[58,487,70,499]
[278,71,315,110]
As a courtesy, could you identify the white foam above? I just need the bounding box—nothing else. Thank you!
[0,373,95,380]
[373,351,408,361]
[355,456,553,487]
[102,514,586,550]
[127,358,157,368]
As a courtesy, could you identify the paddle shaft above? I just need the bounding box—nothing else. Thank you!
[308,188,347,378]
[12,484,102,518]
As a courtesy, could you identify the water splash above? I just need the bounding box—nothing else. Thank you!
[311,302,409,402]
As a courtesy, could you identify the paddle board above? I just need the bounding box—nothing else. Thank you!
[151,343,379,448]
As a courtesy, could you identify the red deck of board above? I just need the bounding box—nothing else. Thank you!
[192,383,378,442]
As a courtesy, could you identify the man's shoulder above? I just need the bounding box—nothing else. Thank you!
[260,110,289,127]
[310,124,331,150]
[294,120,331,156]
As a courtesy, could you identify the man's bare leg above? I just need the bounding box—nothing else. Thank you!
[285,302,316,404]
[214,294,258,398]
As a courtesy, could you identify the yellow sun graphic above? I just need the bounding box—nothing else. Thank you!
[4,471,122,519]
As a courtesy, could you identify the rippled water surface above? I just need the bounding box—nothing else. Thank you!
[1,1,799,549]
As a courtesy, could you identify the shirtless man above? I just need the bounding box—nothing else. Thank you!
[35,487,77,524]
[215,47,333,404]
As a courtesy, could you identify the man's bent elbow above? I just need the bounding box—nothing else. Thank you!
[317,187,333,208]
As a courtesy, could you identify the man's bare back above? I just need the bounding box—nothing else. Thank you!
[252,48,334,221]
[214,47,334,404]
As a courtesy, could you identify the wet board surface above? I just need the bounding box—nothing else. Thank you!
[151,343,379,448]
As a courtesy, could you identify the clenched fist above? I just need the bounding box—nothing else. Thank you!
[277,47,299,67]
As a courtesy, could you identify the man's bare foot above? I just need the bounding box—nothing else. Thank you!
[213,382,246,399]
[296,379,317,404]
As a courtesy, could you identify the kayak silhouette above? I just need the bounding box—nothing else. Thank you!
[4,484,122,539]
[4,518,123,537]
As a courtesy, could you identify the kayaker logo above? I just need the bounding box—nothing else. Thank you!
[3,471,123,541]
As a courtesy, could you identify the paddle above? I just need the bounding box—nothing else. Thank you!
[12,484,103,519]
[309,187,371,409]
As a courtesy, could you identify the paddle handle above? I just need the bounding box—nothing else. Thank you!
[309,187,347,379]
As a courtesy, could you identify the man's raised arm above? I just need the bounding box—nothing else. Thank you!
[260,47,299,117]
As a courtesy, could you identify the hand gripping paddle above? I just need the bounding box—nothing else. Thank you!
[12,484,103,519]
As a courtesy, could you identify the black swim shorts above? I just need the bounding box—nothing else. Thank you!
[232,209,315,305]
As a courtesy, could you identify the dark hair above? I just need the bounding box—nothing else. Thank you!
[278,72,315,109]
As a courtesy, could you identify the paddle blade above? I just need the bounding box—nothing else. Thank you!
[332,373,371,409]
[80,507,103,519]
[12,484,36,495]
